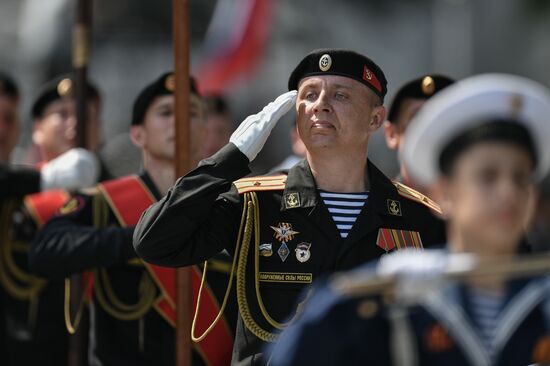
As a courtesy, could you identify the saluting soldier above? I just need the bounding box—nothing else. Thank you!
[269,74,550,366]
[0,75,102,366]
[30,73,237,366]
[383,74,454,191]
[133,49,446,365]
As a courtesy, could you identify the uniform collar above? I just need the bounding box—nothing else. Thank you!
[139,171,162,201]
[281,158,405,218]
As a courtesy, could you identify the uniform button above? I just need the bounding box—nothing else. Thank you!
[357,300,378,319]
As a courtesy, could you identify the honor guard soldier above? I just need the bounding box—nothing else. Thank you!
[133,49,446,365]
[0,74,101,366]
[30,73,236,366]
[383,75,454,191]
[269,74,550,366]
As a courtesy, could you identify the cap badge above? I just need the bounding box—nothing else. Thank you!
[284,192,300,209]
[259,243,273,257]
[278,243,290,262]
[509,94,523,118]
[387,199,402,216]
[295,242,311,263]
[271,222,299,243]
[319,54,332,72]
[57,78,73,97]
[421,76,435,95]
[165,74,176,92]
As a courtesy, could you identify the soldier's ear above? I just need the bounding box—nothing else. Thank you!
[32,119,44,146]
[129,125,146,149]
[368,105,386,132]
[383,121,399,150]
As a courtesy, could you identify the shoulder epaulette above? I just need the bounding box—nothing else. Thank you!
[233,174,287,194]
[392,181,442,215]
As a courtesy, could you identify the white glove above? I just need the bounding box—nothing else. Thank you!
[229,90,297,162]
[377,250,477,303]
[40,148,100,191]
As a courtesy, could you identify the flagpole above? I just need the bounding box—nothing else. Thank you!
[172,0,192,365]
[69,0,93,365]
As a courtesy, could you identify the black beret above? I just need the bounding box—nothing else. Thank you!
[0,72,19,100]
[32,75,100,118]
[131,72,199,125]
[387,75,455,123]
[288,49,388,102]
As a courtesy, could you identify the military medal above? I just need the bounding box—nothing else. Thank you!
[271,222,299,243]
[278,243,290,262]
[295,242,311,263]
[259,243,273,257]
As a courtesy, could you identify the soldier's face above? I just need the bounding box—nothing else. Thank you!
[33,98,77,159]
[0,95,19,163]
[439,142,535,255]
[295,75,386,155]
[138,94,206,164]
[203,113,232,158]
[383,98,425,151]
[32,98,99,160]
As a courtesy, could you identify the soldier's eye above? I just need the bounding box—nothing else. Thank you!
[334,92,347,101]
[304,92,317,101]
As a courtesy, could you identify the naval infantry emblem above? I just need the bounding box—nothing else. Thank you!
[295,242,311,263]
[387,199,402,216]
[284,192,301,209]
[271,222,299,243]
[319,54,332,72]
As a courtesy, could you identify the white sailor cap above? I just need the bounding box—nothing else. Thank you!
[401,73,550,186]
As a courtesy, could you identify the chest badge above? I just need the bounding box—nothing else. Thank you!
[284,192,301,209]
[387,199,402,216]
[295,242,311,263]
[278,243,290,262]
[271,222,299,243]
[424,324,454,353]
[259,243,273,257]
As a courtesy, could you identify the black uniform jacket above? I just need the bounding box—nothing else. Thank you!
[0,163,72,366]
[30,172,236,366]
[133,143,446,365]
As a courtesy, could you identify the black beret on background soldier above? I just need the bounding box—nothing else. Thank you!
[383,74,455,191]
[133,49,446,365]
[30,73,236,366]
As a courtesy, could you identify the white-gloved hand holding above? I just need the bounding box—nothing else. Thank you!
[40,148,100,191]
[229,90,297,162]
[377,250,477,303]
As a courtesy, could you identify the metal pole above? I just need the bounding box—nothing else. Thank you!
[172,0,192,365]
[69,0,92,365]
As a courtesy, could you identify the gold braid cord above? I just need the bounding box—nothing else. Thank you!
[192,191,303,343]
[91,193,156,321]
[190,200,247,342]
[235,192,299,342]
[64,277,87,334]
[93,268,156,321]
[0,199,47,328]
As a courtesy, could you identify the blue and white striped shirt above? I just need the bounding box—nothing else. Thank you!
[319,190,369,238]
